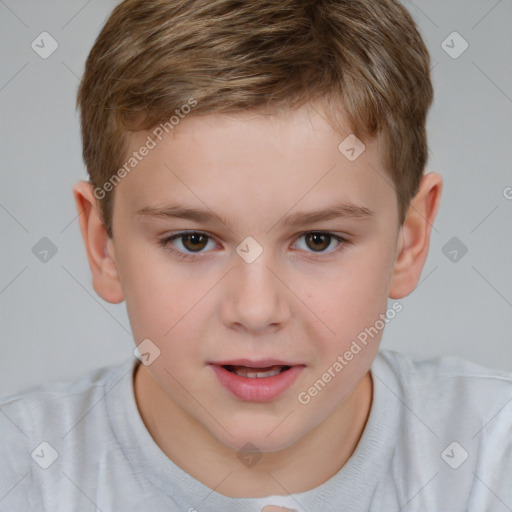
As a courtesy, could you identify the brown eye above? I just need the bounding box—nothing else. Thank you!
[293,231,347,257]
[304,233,332,252]
[159,231,216,259]
[180,233,209,252]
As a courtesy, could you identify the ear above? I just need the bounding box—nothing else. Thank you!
[72,181,124,304]
[389,172,443,299]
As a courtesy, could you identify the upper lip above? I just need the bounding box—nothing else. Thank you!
[210,359,301,368]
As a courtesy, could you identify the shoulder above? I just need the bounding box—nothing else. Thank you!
[375,348,512,401]
[374,348,512,428]
[371,349,512,507]
[371,350,512,510]
[0,360,135,510]
[0,358,135,504]
[0,359,133,437]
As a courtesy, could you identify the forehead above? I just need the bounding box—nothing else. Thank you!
[115,104,396,225]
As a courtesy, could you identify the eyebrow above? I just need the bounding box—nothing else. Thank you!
[136,202,374,229]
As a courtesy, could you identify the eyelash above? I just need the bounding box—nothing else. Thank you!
[158,230,350,261]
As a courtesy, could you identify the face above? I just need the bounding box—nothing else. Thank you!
[109,103,401,453]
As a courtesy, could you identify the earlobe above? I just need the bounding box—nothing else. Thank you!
[72,181,124,304]
[389,172,443,299]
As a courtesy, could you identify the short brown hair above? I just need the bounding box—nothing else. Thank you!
[77,0,433,238]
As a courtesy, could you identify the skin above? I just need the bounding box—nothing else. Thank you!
[73,102,442,498]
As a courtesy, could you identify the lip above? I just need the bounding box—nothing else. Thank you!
[209,363,304,402]
[211,358,297,368]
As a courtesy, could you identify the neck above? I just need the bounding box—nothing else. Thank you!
[133,363,373,498]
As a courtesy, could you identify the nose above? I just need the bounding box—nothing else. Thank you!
[221,250,290,334]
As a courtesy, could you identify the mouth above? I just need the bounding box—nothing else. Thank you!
[209,360,304,402]
[222,364,292,378]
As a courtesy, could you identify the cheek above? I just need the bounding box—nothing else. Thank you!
[308,251,392,339]
[117,246,202,349]
[295,241,394,386]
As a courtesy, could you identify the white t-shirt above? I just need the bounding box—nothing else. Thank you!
[1,349,511,512]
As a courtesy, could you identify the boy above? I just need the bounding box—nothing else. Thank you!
[1,0,511,510]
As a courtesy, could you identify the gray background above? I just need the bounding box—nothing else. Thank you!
[0,0,511,396]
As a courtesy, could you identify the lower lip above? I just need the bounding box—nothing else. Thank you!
[210,365,304,402]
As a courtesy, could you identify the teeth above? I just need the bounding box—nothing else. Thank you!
[229,365,285,378]
[235,368,281,378]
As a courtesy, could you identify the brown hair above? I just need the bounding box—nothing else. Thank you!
[77,0,433,238]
